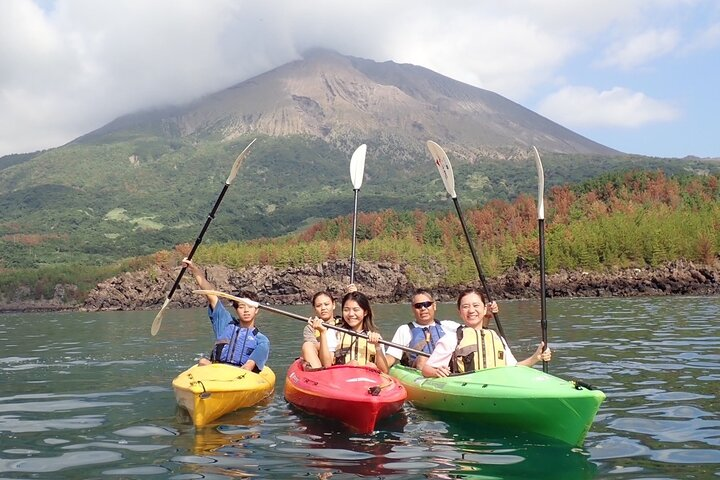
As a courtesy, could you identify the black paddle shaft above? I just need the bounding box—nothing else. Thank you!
[539,217,548,373]
[451,197,508,342]
[165,182,231,300]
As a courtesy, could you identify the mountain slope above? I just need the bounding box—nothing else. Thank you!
[78,48,617,159]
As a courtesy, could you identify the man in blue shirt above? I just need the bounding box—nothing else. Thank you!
[182,258,269,372]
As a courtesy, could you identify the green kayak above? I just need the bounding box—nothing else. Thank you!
[390,364,605,447]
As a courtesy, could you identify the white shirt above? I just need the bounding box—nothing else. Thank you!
[425,330,518,368]
[385,319,461,361]
[321,329,339,353]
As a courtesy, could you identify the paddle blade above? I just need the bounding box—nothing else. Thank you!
[533,146,545,220]
[226,138,257,184]
[427,140,457,198]
[350,144,367,189]
[150,298,171,336]
[192,289,260,308]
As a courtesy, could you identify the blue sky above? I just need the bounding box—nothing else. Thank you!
[1,0,718,158]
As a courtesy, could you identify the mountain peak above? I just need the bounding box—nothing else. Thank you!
[84,50,619,157]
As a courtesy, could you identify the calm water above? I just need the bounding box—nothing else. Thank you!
[1,296,718,479]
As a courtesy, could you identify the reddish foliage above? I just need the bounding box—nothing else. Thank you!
[549,185,575,223]
[1,233,66,246]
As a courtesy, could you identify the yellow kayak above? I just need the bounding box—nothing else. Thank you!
[172,363,275,427]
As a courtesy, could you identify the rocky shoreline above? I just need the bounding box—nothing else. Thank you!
[3,258,718,313]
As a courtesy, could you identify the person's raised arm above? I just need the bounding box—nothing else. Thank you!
[182,258,219,310]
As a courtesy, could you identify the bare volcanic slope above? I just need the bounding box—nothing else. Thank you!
[79,48,618,158]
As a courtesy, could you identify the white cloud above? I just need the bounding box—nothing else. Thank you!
[537,86,680,128]
[0,0,716,157]
[598,29,680,69]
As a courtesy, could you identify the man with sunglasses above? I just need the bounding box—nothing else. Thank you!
[182,258,270,373]
[385,288,497,370]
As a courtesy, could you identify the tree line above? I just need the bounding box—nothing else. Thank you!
[1,169,718,304]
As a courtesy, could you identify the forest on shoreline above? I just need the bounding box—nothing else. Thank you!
[2,169,720,311]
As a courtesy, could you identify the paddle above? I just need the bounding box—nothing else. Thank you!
[426,140,507,341]
[193,289,430,358]
[150,138,257,336]
[533,146,549,373]
[349,144,367,284]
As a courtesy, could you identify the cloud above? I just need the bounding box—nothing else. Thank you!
[536,86,680,128]
[598,29,680,69]
[0,0,715,157]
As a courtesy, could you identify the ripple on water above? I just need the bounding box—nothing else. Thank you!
[609,417,720,444]
[114,425,179,437]
[0,414,106,433]
[650,448,720,464]
[0,399,128,413]
[645,391,714,402]
[0,450,123,473]
[630,405,712,418]
[102,466,170,475]
[587,436,650,460]
[62,441,171,452]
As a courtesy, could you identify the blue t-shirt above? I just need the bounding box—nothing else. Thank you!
[208,301,270,370]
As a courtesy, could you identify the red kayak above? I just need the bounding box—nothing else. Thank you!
[284,359,407,433]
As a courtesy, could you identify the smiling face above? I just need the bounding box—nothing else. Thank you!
[411,292,436,325]
[342,299,366,332]
[313,293,336,321]
[457,292,487,329]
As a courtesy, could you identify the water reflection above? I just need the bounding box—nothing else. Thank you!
[280,407,407,477]
[403,416,598,480]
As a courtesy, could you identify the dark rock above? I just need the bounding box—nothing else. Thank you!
[7,258,720,313]
[74,258,720,312]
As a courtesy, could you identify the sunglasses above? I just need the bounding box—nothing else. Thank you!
[413,301,434,309]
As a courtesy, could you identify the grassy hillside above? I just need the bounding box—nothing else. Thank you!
[1,132,719,271]
[3,168,716,305]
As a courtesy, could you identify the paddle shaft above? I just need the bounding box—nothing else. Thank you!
[451,197,508,341]
[539,217,548,373]
[164,183,231,301]
[256,301,430,358]
[350,189,360,284]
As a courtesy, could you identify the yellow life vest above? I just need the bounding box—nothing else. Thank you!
[334,331,377,366]
[450,327,506,373]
